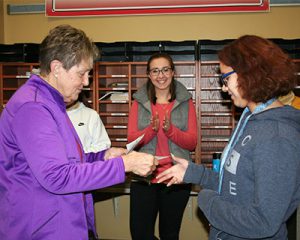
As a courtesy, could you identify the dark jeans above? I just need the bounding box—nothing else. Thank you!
[130,181,191,240]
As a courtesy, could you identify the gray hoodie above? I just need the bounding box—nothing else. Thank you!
[184,105,300,239]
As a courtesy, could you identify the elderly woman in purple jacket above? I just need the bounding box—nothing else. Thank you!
[0,25,156,240]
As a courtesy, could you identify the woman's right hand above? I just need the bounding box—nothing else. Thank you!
[156,155,189,187]
[122,151,158,177]
[150,112,160,132]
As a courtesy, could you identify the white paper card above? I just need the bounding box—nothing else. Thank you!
[126,133,145,154]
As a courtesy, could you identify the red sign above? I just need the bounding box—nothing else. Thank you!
[46,0,269,17]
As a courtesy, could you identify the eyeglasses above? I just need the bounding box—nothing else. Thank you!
[220,70,236,87]
[149,67,172,77]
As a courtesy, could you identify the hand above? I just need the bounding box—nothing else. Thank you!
[162,110,170,132]
[104,147,127,160]
[122,151,158,177]
[156,155,189,187]
[150,112,160,132]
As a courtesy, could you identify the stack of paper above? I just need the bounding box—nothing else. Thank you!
[110,92,129,101]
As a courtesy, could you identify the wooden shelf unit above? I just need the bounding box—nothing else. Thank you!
[1,38,299,166]
[0,63,39,111]
[95,62,130,148]
[294,59,300,97]
[0,63,95,112]
[198,60,234,166]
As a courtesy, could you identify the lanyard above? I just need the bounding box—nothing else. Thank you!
[218,98,276,193]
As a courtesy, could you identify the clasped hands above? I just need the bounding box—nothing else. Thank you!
[104,147,158,177]
[104,149,189,186]
[150,111,170,132]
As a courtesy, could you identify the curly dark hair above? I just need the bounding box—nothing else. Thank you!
[218,35,297,103]
[146,52,176,104]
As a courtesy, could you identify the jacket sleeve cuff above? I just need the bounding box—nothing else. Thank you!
[183,161,205,184]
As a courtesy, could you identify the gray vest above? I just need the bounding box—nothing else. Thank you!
[134,80,193,161]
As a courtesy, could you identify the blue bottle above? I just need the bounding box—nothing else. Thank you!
[212,153,221,173]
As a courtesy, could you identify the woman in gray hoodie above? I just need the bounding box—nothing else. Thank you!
[157,35,300,240]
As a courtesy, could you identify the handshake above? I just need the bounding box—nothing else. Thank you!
[104,147,158,177]
[105,147,188,186]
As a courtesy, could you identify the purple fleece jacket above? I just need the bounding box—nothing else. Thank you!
[0,74,125,240]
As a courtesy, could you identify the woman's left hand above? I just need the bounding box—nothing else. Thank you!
[104,147,127,160]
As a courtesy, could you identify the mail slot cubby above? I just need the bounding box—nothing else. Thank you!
[0,63,39,109]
